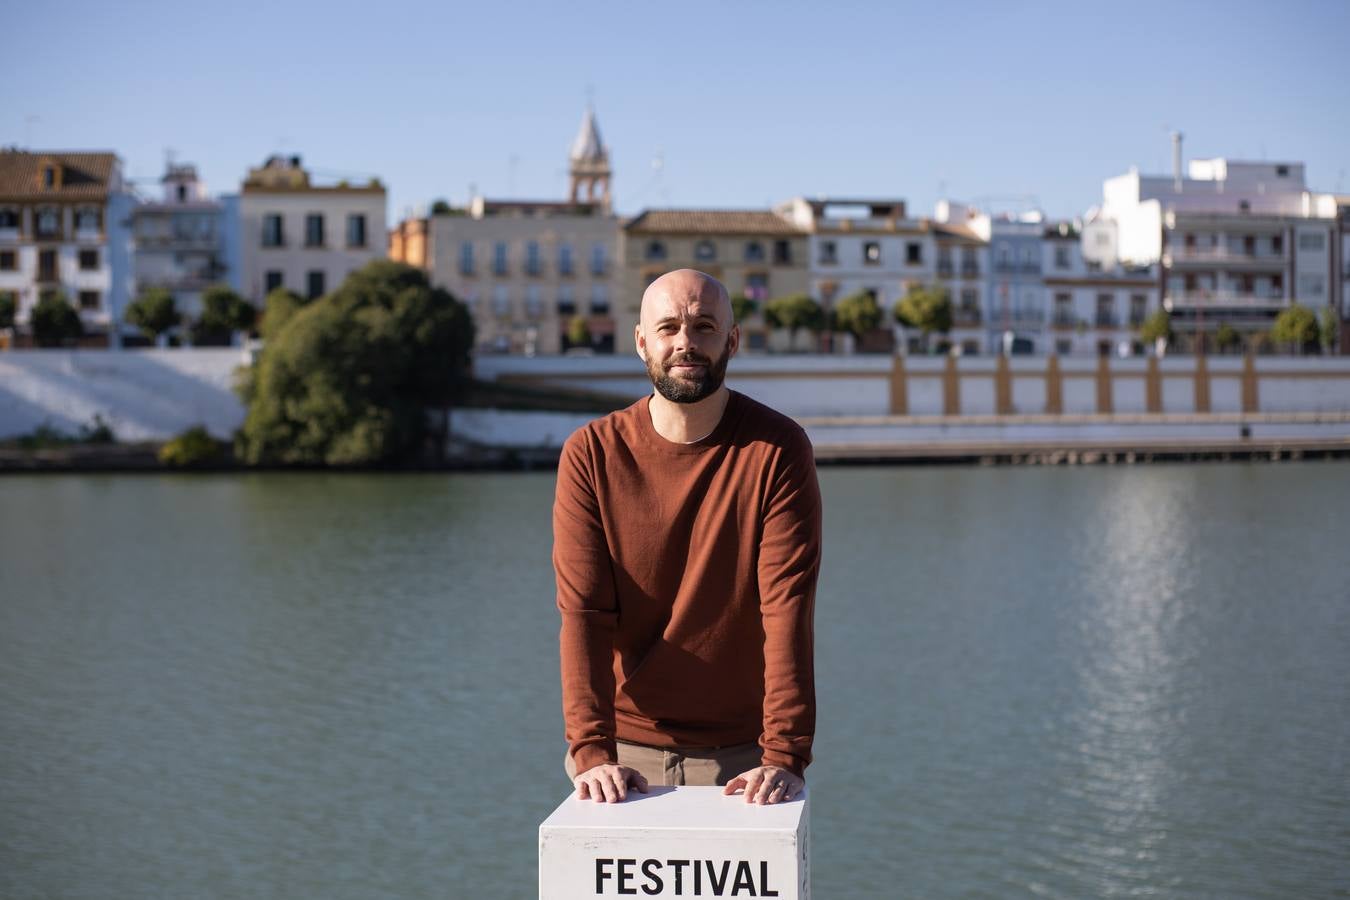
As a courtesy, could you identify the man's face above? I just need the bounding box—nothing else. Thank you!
[637,273,739,404]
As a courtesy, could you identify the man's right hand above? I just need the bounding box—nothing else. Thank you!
[573,764,650,803]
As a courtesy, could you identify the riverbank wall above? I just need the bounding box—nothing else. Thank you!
[3,350,1350,466]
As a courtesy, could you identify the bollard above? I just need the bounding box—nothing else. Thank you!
[539,786,809,899]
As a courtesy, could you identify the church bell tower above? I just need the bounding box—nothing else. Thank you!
[568,106,612,213]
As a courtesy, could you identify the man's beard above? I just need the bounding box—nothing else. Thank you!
[646,344,730,404]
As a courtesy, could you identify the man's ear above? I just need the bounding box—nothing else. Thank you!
[635,324,646,362]
[727,323,741,359]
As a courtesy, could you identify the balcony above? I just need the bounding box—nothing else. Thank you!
[1095,313,1118,328]
[1051,314,1078,330]
[524,261,544,278]
[1164,291,1289,310]
[937,260,954,277]
[987,309,1045,326]
[953,307,982,327]
[1163,247,1286,268]
[960,262,979,277]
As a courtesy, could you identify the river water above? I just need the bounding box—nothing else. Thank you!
[1,464,1347,899]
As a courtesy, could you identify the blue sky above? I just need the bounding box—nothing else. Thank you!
[7,0,1348,222]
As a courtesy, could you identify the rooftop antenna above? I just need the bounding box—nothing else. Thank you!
[1171,130,1183,191]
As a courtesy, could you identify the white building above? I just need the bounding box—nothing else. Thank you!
[130,162,240,330]
[0,150,134,346]
[1043,220,1160,357]
[1095,152,1341,353]
[239,155,386,305]
[776,197,940,352]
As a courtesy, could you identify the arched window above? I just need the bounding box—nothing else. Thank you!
[744,241,765,262]
[645,240,667,261]
[694,240,717,262]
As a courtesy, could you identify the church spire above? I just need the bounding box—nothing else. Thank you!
[568,105,611,212]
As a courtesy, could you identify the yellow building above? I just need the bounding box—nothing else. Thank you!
[619,210,809,353]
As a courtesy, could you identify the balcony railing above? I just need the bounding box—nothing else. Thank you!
[953,308,982,326]
[1095,313,1119,328]
[987,309,1045,325]
[1051,314,1078,329]
[1163,247,1286,266]
[1164,291,1289,310]
[937,260,954,276]
[961,262,979,276]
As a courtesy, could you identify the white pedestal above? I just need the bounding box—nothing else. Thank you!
[539,786,808,899]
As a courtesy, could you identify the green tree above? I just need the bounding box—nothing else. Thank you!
[260,287,308,341]
[194,284,257,345]
[1214,321,1240,354]
[764,293,824,351]
[1319,306,1340,354]
[566,314,591,349]
[1272,303,1319,354]
[1138,308,1172,348]
[31,289,83,348]
[124,287,180,342]
[235,260,475,466]
[430,198,453,215]
[833,291,883,347]
[730,294,758,324]
[895,284,951,352]
[159,425,225,466]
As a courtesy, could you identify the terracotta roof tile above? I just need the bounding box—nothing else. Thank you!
[0,151,119,201]
[625,209,804,236]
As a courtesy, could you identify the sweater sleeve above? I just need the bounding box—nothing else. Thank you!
[757,427,822,777]
[553,431,620,774]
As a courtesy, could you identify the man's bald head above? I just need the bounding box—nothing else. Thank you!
[639,269,732,330]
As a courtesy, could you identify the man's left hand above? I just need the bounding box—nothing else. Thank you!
[723,766,804,804]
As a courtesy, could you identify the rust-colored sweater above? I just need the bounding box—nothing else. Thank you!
[554,390,822,777]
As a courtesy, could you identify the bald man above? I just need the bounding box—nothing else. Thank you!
[553,269,822,806]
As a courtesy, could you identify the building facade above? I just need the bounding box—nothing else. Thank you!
[0,150,133,345]
[620,209,810,354]
[239,155,386,306]
[130,162,239,326]
[389,109,620,355]
[1096,157,1341,353]
[1043,220,1160,356]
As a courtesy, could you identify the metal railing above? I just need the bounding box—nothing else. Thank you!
[1165,291,1289,309]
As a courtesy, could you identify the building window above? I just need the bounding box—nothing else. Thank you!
[590,283,609,314]
[558,244,574,276]
[557,285,576,316]
[1095,293,1116,327]
[1239,200,1251,213]
[307,270,326,299]
[818,241,837,265]
[0,250,15,271]
[0,290,16,312]
[36,208,61,238]
[863,242,881,265]
[744,241,765,263]
[492,285,510,317]
[1298,232,1326,251]
[1054,245,1070,269]
[262,214,284,247]
[745,272,769,301]
[1054,292,1074,325]
[590,243,607,276]
[1056,339,1072,355]
[305,214,324,247]
[38,249,58,281]
[1129,294,1147,326]
[773,240,792,265]
[346,214,367,248]
[75,208,101,232]
[43,166,56,188]
[459,242,475,276]
[645,240,667,261]
[1298,275,1325,297]
[493,242,509,276]
[1276,165,1289,177]
[905,242,922,265]
[78,249,99,270]
[694,240,716,262]
[525,284,542,318]
[526,241,542,276]
[0,208,18,229]
[78,290,100,310]
[265,270,284,293]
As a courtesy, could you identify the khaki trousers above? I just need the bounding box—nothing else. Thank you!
[565,740,763,787]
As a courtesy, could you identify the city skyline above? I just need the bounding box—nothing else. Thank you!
[7,0,1350,222]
